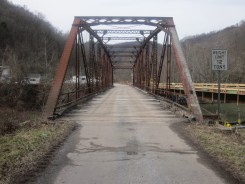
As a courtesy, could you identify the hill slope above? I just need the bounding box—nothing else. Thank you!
[181,21,245,83]
[0,0,65,81]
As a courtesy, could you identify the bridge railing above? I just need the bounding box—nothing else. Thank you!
[54,85,111,116]
[159,83,245,95]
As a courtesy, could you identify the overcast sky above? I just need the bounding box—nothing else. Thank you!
[8,0,245,39]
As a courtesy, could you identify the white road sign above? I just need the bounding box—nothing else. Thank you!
[212,49,227,71]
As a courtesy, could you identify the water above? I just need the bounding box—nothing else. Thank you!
[201,103,245,123]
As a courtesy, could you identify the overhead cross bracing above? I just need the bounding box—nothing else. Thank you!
[43,16,203,122]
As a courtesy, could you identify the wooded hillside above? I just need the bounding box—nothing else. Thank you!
[1,0,244,84]
[0,0,65,82]
[181,21,245,83]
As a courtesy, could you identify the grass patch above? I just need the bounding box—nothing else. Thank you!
[185,124,245,182]
[0,121,76,184]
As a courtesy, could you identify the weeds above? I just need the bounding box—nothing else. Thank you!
[0,84,75,183]
[185,124,245,181]
[0,108,40,135]
[0,121,75,184]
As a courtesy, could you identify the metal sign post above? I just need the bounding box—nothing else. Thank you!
[212,49,227,118]
[217,70,221,116]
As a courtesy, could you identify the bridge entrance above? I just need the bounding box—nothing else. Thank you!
[43,16,203,121]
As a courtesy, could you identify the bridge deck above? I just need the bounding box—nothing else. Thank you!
[35,84,228,184]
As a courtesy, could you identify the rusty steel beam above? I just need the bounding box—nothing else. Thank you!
[140,47,145,88]
[133,28,161,66]
[156,33,168,89]
[75,37,80,99]
[78,29,90,85]
[102,37,144,41]
[95,30,152,34]
[166,42,171,91]
[166,26,203,122]
[78,21,112,63]
[89,34,95,89]
[75,16,174,27]
[96,44,102,87]
[152,35,158,93]
[145,44,151,90]
[43,18,80,119]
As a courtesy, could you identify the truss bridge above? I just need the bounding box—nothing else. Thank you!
[43,16,203,122]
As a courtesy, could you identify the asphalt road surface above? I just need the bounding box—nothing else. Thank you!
[34,84,231,184]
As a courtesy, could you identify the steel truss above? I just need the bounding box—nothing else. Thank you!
[95,30,152,34]
[43,16,203,122]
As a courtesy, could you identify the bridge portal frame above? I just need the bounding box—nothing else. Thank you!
[43,16,203,122]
